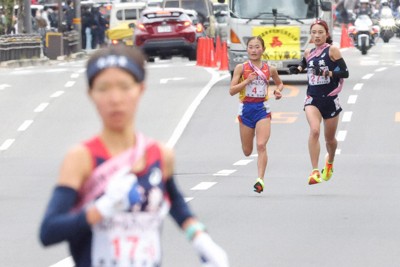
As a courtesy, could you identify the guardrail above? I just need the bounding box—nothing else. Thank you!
[0,34,42,62]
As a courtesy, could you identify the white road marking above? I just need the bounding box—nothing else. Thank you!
[49,256,74,267]
[17,120,33,131]
[213,169,237,176]
[160,77,185,84]
[0,84,11,90]
[184,197,194,202]
[342,111,352,122]
[353,83,363,91]
[335,149,341,155]
[65,81,75,88]
[191,182,217,190]
[51,91,65,98]
[375,67,387,72]
[362,73,374,80]
[166,70,229,148]
[34,102,49,112]
[348,95,358,104]
[336,130,347,142]
[71,73,80,79]
[250,154,258,157]
[0,139,15,151]
[233,159,253,166]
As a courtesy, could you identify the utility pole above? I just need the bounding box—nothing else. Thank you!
[73,0,82,51]
[23,0,32,33]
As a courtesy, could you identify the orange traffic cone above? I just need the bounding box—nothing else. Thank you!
[196,37,206,66]
[214,36,222,66]
[340,24,353,48]
[208,38,217,67]
[219,41,229,71]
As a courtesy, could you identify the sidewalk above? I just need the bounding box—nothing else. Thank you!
[0,50,88,68]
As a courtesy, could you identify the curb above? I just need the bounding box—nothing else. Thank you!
[0,51,88,68]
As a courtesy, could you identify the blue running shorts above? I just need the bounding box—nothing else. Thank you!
[238,101,271,129]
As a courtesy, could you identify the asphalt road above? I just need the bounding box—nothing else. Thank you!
[0,36,399,267]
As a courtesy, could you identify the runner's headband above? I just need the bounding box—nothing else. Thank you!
[87,55,145,85]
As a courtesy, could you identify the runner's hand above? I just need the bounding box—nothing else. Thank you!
[193,233,229,267]
[95,166,140,219]
[289,66,300,74]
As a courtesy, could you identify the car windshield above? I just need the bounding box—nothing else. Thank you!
[164,0,208,18]
[231,0,316,19]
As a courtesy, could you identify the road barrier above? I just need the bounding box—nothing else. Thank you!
[0,34,41,62]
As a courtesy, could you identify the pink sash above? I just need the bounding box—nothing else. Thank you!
[248,61,269,84]
[74,133,146,210]
[306,43,330,61]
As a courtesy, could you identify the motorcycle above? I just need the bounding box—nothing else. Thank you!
[379,6,396,43]
[348,15,379,55]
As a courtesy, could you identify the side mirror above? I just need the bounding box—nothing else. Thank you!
[217,0,225,3]
[320,1,332,12]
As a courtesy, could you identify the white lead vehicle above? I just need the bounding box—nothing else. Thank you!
[216,0,333,75]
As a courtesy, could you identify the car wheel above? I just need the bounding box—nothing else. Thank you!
[147,57,155,63]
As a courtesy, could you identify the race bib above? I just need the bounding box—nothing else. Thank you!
[92,212,163,267]
[245,79,267,98]
[307,66,330,86]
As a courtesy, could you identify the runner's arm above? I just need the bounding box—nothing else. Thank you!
[39,146,95,246]
[270,66,284,99]
[329,46,349,78]
[230,63,252,96]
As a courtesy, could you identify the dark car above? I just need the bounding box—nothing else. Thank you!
[133,8,198,61]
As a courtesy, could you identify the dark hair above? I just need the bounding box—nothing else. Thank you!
[86,45,146,89]
[247,36,265,49]
[310,19,333,44]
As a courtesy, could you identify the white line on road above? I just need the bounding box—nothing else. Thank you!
[17,120,33,131]
[166,70,229,148]
[184,197,194,202]
[213,169,237,176]
[375,67,387,72]
[0,84,11,90]
[51,91,65,98]
[342,111,352,122]
[34,102,49,112]
[353,83,363,91]
[160,77,185,84]
[362,73,374,80]
[191,182,217,190]
[336,130,347,142]
[70,73,80,79]
[335,149,341,155]
[0,139,15,151]
[65,81,75,88]
[49,256,74,267]
[348,95,358,104]
[233,159,253,166]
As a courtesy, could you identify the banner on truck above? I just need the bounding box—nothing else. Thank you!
[253,26,301,61]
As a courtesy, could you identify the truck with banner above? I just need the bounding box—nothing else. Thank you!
[216,0,333,75]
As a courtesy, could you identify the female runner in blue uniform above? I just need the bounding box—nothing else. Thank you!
[290,19,349,184]
[230,36,284,193]
[39,46,229,267]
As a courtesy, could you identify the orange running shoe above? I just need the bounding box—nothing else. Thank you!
[308,169,321,185]
[321,160,334,181]
[253,178,264,193]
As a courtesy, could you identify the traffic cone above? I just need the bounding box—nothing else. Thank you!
[219,41,229,71]
[214,36,222,66]
[208,38,217,67]
[340,24,353,48]
[196,37,206,66]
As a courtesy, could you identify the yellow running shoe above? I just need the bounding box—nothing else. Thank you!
[321,160,334,181]
[308,169,321,185]
[253,178,264,193]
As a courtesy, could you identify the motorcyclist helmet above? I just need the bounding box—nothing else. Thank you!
[380,0,389,6]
